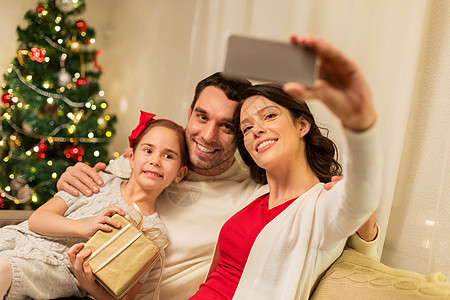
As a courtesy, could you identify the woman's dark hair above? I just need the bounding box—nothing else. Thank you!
[233,84,342,184]
[132,120,188,167]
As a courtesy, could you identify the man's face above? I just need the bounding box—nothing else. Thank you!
[185,86,238,176]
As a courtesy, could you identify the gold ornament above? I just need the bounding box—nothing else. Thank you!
[17,50,29,66]
[70,109,84,124]
[9,137,18,150]
[97,117,107,130]
[70,41,81,54]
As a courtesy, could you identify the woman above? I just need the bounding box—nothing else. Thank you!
[190,35,381,299]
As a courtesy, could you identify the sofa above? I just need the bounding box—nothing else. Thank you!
[310,248,450,299]
[2,212,450,299]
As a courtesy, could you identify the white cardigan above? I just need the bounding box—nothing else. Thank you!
[233,124,382,300]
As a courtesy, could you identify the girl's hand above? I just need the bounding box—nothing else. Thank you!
[79,206,126,238]
[284,34,377,132]
[67,243,96,287]
[68,243,117,299]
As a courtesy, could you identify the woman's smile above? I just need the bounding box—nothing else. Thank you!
[256,138,278,153]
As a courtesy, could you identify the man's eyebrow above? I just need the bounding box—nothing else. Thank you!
[222,117,234,124]
[193,107,207,115]
[194,107,233,123]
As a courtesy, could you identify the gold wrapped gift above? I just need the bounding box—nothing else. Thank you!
[81,204,167,299]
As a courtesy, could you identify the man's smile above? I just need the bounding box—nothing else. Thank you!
[195,141,218,155]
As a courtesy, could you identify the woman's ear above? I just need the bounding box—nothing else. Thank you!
[174,165,188,183]
[297,116,311,138]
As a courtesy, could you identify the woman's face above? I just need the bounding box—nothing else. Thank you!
[239,96,304,170]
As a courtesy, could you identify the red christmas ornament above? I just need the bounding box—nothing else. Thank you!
[64,144,85,161]
[0,197,4,209]
[36,3,44,14]
[76,19,87,32]
[37,140,47,160]
[1,91,13,106]
[76,77,89,87]
[30,48,46,63]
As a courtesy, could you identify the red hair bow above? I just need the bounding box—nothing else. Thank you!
[128,111,156,148]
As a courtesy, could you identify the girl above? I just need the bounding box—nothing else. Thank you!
[0,111,188,300]
[190,35,381,299]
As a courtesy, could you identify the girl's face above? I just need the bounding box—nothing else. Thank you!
[239,96,308,170]
[130,126,187,192]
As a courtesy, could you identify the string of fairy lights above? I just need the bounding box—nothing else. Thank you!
[0,0,118,207]
[42,34,71,53]
[0,79,116,205]
[13,68,86,108]
[1,76,116,204]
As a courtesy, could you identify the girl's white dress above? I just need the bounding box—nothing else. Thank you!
[1,172,166,299]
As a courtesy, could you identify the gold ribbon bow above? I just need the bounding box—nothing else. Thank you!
[125,202,168,250]
[125,203,167,300]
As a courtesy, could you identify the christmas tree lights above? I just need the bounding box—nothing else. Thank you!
[0,0,116,210]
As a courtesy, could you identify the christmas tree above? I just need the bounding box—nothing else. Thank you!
[0,0,116,210]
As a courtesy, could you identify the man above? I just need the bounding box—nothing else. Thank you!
[58,72,378,299]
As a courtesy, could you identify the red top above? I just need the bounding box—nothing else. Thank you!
[189,193,296,299]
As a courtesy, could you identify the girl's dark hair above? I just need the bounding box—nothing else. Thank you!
[132,120,188,166]
[233,84,342,184]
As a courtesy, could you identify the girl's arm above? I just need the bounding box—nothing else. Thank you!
[28,196,80,236]
[29,197,126,237]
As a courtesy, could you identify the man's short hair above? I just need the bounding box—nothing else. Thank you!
[190,72,252,110]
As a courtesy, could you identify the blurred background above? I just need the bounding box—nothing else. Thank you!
[1,0,449,279]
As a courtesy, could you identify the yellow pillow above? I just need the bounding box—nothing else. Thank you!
[310,248,450,300]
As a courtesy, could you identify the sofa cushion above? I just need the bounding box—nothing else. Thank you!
[310,248,450,300]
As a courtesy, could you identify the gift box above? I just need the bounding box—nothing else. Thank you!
[80,205,167,299]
